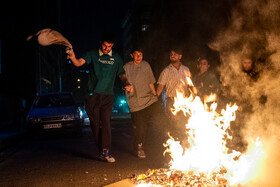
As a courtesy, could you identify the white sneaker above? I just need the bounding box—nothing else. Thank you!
[137,143,146,159]
[99,149,115,163]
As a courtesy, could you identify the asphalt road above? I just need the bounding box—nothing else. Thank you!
[0,116,170,187]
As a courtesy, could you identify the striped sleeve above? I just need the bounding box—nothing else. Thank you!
[184,67,191,77]
[158,68,167,85]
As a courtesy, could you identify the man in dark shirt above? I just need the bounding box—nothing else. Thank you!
[242,58,259,81]
[241,57,267,105]
[193,58,220,101]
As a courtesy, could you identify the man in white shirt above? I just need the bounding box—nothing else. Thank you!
[157,48,191,105]
[157,48,191,142]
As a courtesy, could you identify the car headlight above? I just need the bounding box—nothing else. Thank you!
[27,116,40,123]
[64,114,75,120]
[77,107,83,119]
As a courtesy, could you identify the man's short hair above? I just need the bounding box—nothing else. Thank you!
[131,45,144,54]
[101,32,115,44]
[170,47,183,55]
[195,56,208,64]
[199,57,208,62]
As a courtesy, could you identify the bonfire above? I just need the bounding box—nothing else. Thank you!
[132,79,265,187]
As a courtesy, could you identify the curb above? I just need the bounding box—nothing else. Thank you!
[0,130,27,161]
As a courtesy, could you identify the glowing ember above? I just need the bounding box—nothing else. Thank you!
[133,79,265,187]
[132,168,230,186]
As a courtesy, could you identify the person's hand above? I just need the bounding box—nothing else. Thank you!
[66,48,75,59]
[125,85,133,92]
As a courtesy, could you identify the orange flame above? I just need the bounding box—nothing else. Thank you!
[164,90,265,186]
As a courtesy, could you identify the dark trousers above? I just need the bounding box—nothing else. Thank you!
[85,93,114,153]
[165,97,188,144]
[130,102,157,147]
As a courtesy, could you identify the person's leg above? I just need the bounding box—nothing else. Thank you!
[130,111,139,154]
[165,97,177,138]
[85,94,102,151]
[99,94,114,150]
[130,112,138,148]
[131,109,147,158]
[98,94,115,162]
[150,101,170,144]
[131,110,147,145]
[142,104,158,145]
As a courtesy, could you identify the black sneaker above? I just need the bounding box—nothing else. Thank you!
[99,149,115,163]
[137,143,146,159]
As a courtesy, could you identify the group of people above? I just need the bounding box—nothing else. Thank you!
[66,33,255,163]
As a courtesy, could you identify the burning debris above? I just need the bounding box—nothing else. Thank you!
[132,168,232,187]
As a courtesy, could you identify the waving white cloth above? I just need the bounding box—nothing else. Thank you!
[27,28,72,50]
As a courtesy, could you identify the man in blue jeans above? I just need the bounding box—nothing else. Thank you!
[67,34,127,162]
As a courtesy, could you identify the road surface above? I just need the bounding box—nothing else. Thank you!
[0,115,170,187]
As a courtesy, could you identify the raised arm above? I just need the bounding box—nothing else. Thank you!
[66,49,86,67]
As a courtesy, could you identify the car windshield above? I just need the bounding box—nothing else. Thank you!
[33,94,75,108]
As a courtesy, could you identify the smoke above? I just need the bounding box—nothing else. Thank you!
[209,0,280,186]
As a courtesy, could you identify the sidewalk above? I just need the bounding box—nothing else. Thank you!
[0,126,26,152]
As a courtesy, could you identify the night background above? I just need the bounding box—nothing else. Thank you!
[1,0,280,186]
[0,0,233,122]
[0,0,230,101]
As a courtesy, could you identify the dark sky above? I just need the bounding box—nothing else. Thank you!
[0,0,232,97]
[0,0,136,97]
[60,0,135,56]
